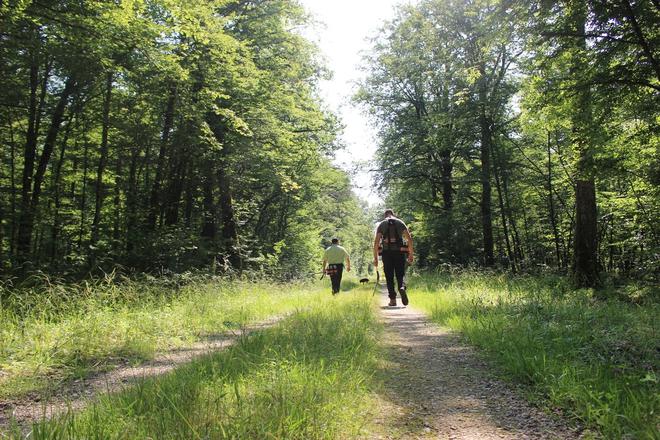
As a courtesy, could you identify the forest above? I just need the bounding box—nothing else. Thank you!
[0,0,373,279]
[0,1,658,439]
[1,0,658,288]
[357,0,659,287]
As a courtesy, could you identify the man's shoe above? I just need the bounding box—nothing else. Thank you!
[400,289,409,306]
[388,298,397,306]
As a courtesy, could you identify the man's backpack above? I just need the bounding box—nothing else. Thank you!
[379,218,408,255]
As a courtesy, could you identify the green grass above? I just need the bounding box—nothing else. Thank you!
[0,274,334,399]
[409,270,659,439]
[6,293,381,439]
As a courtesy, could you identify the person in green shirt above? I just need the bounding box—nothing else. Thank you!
[322,238,351,294]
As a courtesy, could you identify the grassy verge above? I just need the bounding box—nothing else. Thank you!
[6,293,381,439]
[409,271,659,439]
[0,274,332,399]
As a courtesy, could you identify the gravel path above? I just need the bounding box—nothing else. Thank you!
[372,289,581,440]
[0,315,284,431]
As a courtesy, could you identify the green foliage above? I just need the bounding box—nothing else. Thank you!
[356,0,659,281]
[411,271,659,438]
[0,0,371,278]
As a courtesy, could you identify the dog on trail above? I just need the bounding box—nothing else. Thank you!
[359,278,369,284]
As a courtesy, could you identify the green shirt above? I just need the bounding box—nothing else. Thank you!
[324,244,349,265]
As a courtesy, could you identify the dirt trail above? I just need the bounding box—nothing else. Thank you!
[0,316,284,431]
[372,289,580,440]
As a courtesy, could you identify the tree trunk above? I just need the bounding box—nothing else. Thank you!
[478,89,495,267]
[113,150,122,253]
[16,52,40,265]
[183,161,194,228]
[8,112,18,258]
[573,180,599,286]
[440,148,453,210]
[546,133,563,269]
[164,140,188,226]
[17,75,76,264]
[569,3,600,287]
[207,114,240,270]
[126,147,140,253]
[79,126,90,249]
[500,160,523,265]
[218,166,240,270]
[90,72,113,266]
[492,144,515,271]
[51,114,74,262]
[200,160,216,240]
[147,84,177,230]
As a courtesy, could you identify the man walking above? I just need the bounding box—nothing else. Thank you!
[373,209,414,306]
[322,238,351,294]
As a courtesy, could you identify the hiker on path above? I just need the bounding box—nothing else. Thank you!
[322,238,351,294]
[373,209,414,306]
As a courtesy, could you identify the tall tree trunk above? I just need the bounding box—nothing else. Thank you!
[16,51,40,265]
[90,72,113,267]
[492,144,515,271]
[500,159,523,265]
[574,180,598,285]
[125,147,140,254]
[79,126,90,249]
[440,148,453,210]
[147,84,177,230]
[569,3,600,287]
[218,166,240,270]
[8,112,18,258]
[51,114,74,262]
[164,140,189,226]
[183,161,194,228]
[200,160,216,240]
[207,114,240,270]
[113,150,122,253]
[17,75,76,264]
[478,81,495,267]
[546,133,563,269]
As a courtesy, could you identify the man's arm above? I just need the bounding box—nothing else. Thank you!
[403,229,414,263]
[373,232,382,268]
[345,253,351,272]
[322,256,327,273]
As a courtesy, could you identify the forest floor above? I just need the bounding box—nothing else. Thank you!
[369,288,581,439]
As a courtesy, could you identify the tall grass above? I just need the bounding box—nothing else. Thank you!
[410,270,659,439]
[8,294,381,439]
[0,273,331,399]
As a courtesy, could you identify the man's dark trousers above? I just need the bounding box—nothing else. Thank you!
[381,250,406,299]
[328,263,344,294]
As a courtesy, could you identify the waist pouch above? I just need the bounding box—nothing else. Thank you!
[378,245,408,255]
[325,264,343,275]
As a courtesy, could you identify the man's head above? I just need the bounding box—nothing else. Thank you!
[384,208,395,218]
[331,238,339,244]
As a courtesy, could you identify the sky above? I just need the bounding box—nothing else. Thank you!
[298,0,406,205]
